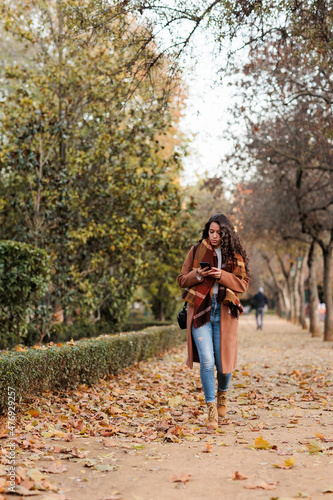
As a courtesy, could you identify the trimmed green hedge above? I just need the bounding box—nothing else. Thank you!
[0,325,185,414]
[16,320,174,349]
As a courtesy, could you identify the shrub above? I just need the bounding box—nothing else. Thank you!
[0,324,186,413]
[24,319,174,347]
[0,241,51,344]
[24,319,115,346]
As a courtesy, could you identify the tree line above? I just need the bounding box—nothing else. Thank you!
[0,0,332,343]
[0,0,196,342]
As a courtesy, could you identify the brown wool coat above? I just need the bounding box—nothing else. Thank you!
[177,246,249,373]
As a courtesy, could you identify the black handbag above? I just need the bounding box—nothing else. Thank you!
[177,302,187,329]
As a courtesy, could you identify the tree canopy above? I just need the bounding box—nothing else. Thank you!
[0,0,189,339]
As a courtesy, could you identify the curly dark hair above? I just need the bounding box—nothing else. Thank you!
[200,213,250,276]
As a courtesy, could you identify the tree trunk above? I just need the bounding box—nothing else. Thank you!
[280,284,291,320]
[292,260,301,325]
[322,244,333,341]
[263,253,290,319]
[157,302,165,322]
[276,290,284,317]
[307,240,321,337]
[278,256,293,321]
[298,255,307,329]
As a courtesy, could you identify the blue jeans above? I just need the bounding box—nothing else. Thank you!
[191,295,232,404]
[256,307,264,329]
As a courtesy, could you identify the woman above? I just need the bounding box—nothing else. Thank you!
[177,213,250,429]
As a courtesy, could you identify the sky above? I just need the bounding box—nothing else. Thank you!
[153,20,246,187]
[180,57,234,185]
[166,23,243,187]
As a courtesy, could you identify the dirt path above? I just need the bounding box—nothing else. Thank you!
[1,314,333,500]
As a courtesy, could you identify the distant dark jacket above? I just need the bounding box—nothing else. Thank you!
[252,292,268,309]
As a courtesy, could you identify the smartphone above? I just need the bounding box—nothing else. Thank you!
[200,262,211,270]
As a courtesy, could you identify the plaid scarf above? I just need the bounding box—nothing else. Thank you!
[184,239,246,328]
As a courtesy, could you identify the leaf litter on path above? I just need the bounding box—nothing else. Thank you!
[1,315,333,498]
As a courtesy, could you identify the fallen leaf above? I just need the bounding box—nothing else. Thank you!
[102,493,123,500]
[41,479,58,491]
[15,466,28,481]
[41,431,55,438]
[273,456,295,469]
[28,410,40,418]
[322,486,333,493]
[168,395,182,408]
[84,459,99,467]
[11,485,39,495]
[0,479,6,493]
[169,473,192,483]
[27,468,46,482]
[244,480,278,490]
[254,436,272,450]
[316,432,333,442]
[203,441,212,453]
[94,464,117,472]
[232,471,248,480]
[69,447,87,458]
[20,478,35,490]
[45,462,68,474]
[306,440,323,454]
[102,438,116,447]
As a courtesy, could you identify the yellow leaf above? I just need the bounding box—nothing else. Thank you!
[69,403,78,413]
[307,440,323,454]
[272,455,295,469]
[41,431,54,438]
[254,436,272,450]
[53,430,65,438]
[284,456,295,467]
[205,441,212,453]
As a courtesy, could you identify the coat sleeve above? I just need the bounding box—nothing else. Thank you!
[217,270,249,294]
[177,246,202,289]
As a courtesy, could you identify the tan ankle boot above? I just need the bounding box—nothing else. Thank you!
[217,391,227,417]
[207,403,218,429]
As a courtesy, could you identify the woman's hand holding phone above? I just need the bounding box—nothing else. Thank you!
[198,262,211,278]
[198,265,222,279]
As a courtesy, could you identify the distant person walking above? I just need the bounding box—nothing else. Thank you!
[177,213,250,429]
[252,287,268,330]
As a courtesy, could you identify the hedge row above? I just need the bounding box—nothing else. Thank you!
[0,325,185,414]
[0,319,175,350]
